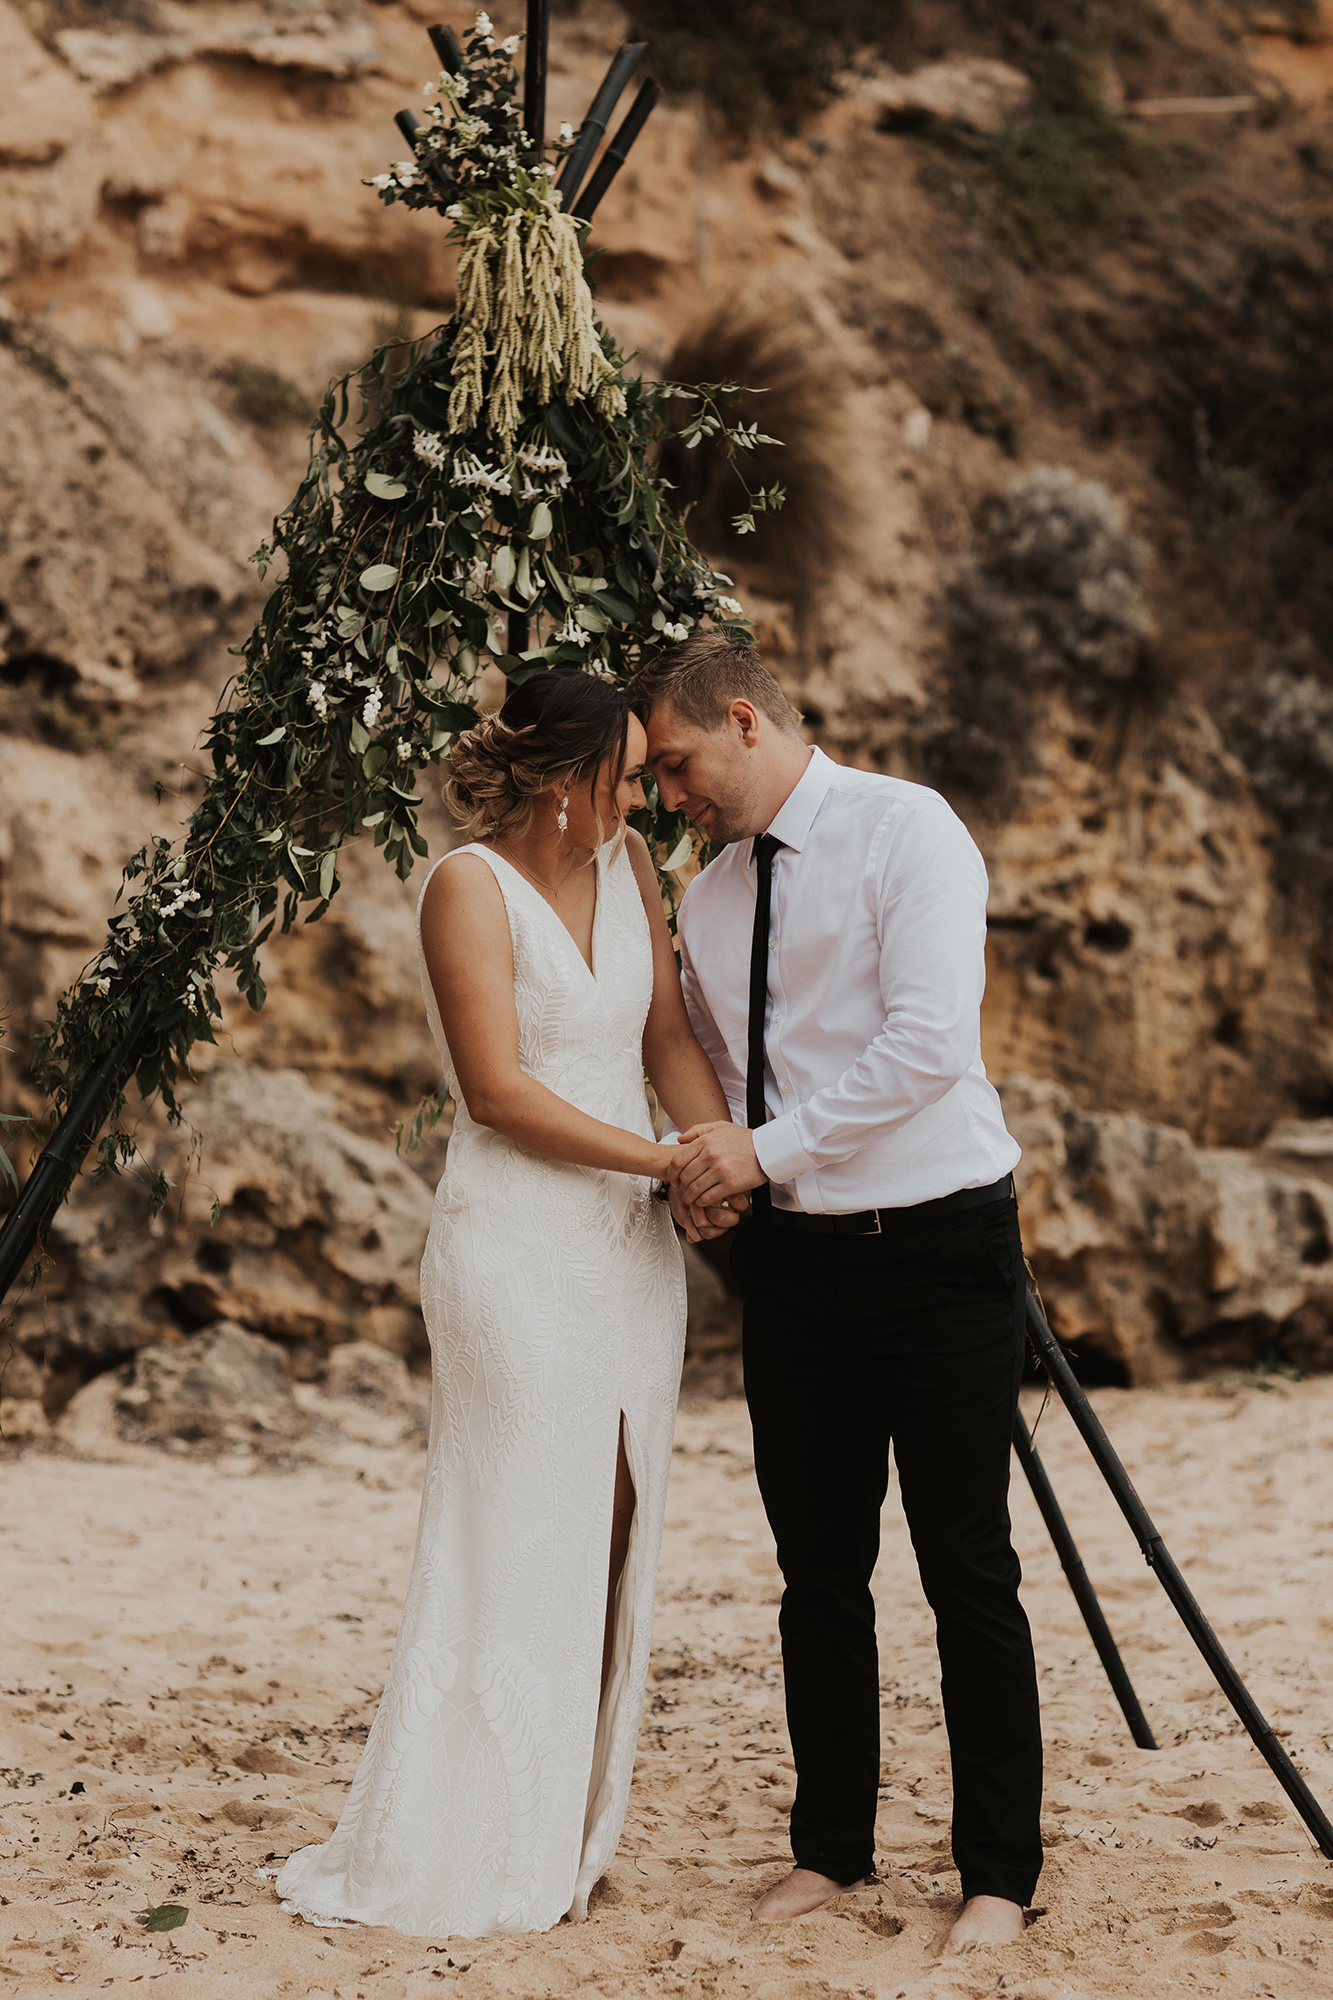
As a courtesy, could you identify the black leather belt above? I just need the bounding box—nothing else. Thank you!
[762,1173,1015,1237]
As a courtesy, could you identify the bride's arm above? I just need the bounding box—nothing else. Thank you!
[420,854,675,1178]
[625,831,733,1135]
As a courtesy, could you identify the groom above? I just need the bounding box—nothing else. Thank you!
[631,633,1042,1953]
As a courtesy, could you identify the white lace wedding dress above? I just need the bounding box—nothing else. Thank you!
[275,839,686,1937]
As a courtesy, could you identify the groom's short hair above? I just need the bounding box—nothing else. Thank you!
[629,630,802,737]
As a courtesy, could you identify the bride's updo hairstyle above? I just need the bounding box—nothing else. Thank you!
[445,667,631,842]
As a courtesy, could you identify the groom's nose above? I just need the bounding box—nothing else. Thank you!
[654,769,685,810]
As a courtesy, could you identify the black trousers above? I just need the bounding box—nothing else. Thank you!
[732,1189,1044,1906]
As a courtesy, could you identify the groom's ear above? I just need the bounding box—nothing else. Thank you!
[728,698,762,746]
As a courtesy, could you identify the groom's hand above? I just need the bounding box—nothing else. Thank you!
[672,1121,767,1207]
[667,1184,743,1243]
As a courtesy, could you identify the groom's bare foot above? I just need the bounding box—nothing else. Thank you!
[945,1894,1026,1953]
[751,1867,868,1923]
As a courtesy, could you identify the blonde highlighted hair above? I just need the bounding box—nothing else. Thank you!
[628,630,801,736]
[444,667,631,843]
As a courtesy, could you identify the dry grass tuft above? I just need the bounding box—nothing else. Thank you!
[657,305,851,605]
[623,0,909,131]
[924,465,1156,799]
[1223,642,1333,961]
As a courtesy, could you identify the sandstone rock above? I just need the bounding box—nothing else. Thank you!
[0,1343,45,1401]
[322,1339,420,1411]
[1003,1077,1333,1381]
[305,1336,429,1447]
[976,700,1320,1149]
[114,1321,305,1444]
[866,58,1034,136]
[0,326,251,705]
[163,1063,435,1306]
[1261,1119,1333,1187]
[16,1063,436,1401]
[55,1,383,93]
[55,1369,145,1463]
[0,735,197,1048]
[0,1396,50,1442]
[0,3,87,168]
[0,4,101,279]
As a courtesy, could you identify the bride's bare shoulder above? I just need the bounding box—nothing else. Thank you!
[623,829,675,942]
[420,848,507,940]
[623,825,656,886]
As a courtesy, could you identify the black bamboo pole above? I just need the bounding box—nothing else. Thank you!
[1012,1406,1157,1749]
[523,0,550,156]
[1025,1286,1333,1857]
[0,992,152,1308]
[556,43,646,210]
[427,22,463,73]
[573,77,662,221]
[394,107,424,150]
[504,0,553,664]
[394,107,460,201]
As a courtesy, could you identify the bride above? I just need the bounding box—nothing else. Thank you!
[275,666,735,1937]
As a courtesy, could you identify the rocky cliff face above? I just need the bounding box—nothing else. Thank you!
[3,0,1332,1410]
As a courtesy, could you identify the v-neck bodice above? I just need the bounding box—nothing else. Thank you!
[417,836,654,1151]
[483,842,602,983]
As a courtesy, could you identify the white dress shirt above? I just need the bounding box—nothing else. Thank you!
[676,746,1020,1214]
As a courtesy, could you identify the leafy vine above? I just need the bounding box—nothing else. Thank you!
[30,12,782,1181]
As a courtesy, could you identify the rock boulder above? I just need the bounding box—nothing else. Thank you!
[115,1320,305,1445]
[1004,1077,1333,1381]
[20,1063,436,1410]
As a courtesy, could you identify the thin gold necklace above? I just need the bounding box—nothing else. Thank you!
[496,840,583,900]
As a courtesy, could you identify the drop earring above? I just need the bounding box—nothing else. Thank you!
[557,794,569,836]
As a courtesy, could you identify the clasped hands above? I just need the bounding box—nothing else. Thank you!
[664,1121,767,1245]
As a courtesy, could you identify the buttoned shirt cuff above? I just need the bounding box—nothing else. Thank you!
[752,1113,817,1189]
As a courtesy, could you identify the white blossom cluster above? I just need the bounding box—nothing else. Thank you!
[159,884,202,921]
[516,443,570,500]
[413,429,451,471]
[377,11,536,205]
[368,159,423,196]
[453,451,512,497]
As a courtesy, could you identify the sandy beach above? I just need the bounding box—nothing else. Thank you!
[3,1376,1332,1999]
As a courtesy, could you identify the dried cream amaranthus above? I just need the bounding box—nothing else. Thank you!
[487,207,528,447]
[446,216,497,433]
[445,192,625,446]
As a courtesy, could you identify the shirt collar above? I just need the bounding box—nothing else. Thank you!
[762,746,836,856]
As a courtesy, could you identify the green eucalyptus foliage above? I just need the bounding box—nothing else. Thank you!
[31,12,777,1169]
[135,1904,189,1933]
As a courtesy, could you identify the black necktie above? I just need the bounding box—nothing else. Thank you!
[747,833,781,1215]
